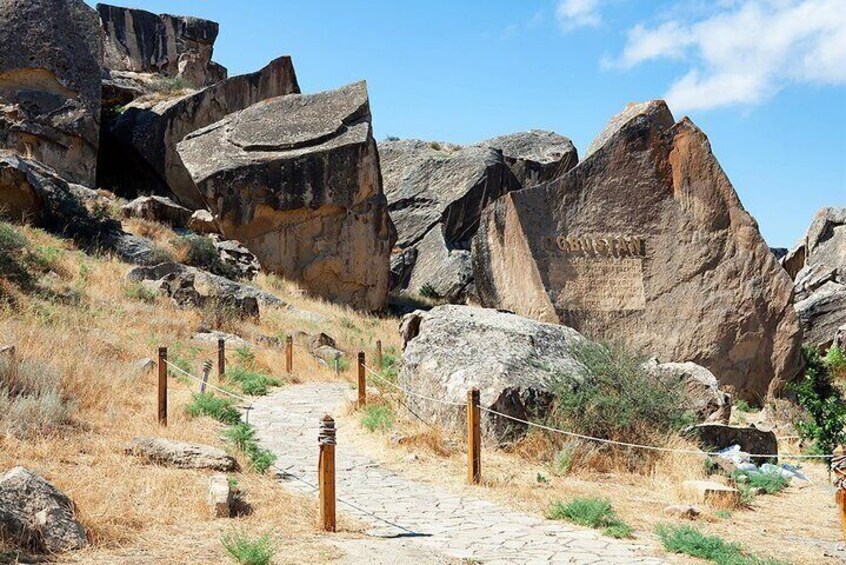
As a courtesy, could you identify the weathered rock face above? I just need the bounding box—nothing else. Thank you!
[177,81,395,311]
[473,101,802,401]
[644,360,731,425]
[0,466,87,553]
[784,208,846,349]
[97,3,225,88]
[211,236,261,280]
[125,438,237,471]
[0,0,103,186]
[380,140,522,300]
[121,195,192,227]
[399,305,587,442]
[106,56,300,209]
[476,130,578,189]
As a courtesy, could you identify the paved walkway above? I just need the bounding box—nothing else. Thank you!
[251,383,667,565]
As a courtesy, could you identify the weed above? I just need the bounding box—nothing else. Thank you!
[545,497,633,538]
[790,346,846,455]
[175,235,240,280]
[122,282,158,303]
[235,346,256,368]
[361,404,394,432]
[428,141,442,150]
[222,422,277,473]
[714,510,732,520]
[734,399,753,413]
[419,283,439,299]
[220,530,275,565]
[656,524,786,564]
[0,357,75,438]
[186,392,242,425]
[226,366,280,396]
[826,344,846,380]
[150,75,191,95]
[245,447,277,474]
[551,443,577,476]
[733,469,789,495]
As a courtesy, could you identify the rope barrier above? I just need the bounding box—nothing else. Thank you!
[361,362,833,461]
[162,358,252,405]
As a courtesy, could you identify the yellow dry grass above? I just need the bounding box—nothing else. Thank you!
[0,223,379,563]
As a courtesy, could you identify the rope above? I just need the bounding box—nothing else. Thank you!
[162,359,252,405]
[360,362,832,461]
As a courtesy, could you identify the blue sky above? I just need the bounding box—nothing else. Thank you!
[88,0,845,247]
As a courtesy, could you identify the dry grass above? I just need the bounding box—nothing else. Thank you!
[0,223,381,563]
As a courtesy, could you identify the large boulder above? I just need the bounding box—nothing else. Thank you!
[380,139,522,299]
[476,130,578,188]
[0,466,87,553]
[473,101,802,401]
[177,81,395,311]
[121,195,192,227]
[97,3,226,88]
[399,305,588,442]
[125,438,237,471]
[783,208,846,349]
[105,56,300,208]
[643,360,731,424]
[0,0,103,186]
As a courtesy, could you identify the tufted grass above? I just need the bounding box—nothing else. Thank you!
[545,497,633,539]
[220,530,275,565]
[656,524,787,564]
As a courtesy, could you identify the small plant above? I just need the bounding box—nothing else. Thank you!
[384,135,400,141]
[713,510,732,520]
[361,404,394,432]
[734,399,753,413]
[220,530,275,565]
[790,346,846,456]
[536,473,548,484]
[222,422,277,473]
[150,75,191,95]
[122,282,158,303]
[656,524,786,564]
[175,235,240,280]
[246,447,277,474]
[186,392,242,425]
[0,357,75,438]
[428,141,443,150]
[733,469,789,496]
[418,283,439,299]
[235,346,256,368]
[226,366,280,396]
[826,344,846,380]
[551,443,577,476]
[545,497,633,539]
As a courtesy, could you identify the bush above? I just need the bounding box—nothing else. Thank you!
[548,341,692,445]
[790,346,846,455]
[122,282,158,303]
[0,223,47,293]
[220,531,275,565]
[545,497,633,539]
[176,235,239,280]
[656,524,786,564]
[361,404,394,432]
[223,422,277,474]
[227,366,280,396]
[826,344,846,380]
[733,469,789,496]
[418,283,439,299]
[0,357,75,438]
[150,75,191,95]
[186,392,242,425]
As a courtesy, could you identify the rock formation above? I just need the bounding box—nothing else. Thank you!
[783,207,846,349]
[0,466,87,553]
[121,195,192,227]
[381,132,576,302]
[125,437,237,471]
[177,81,395,311]
[104,56,300,208]
[0,0,103,186]
[473,101,802,400]
[97,3,226,88]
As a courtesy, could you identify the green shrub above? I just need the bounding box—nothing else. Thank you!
[734,399,753,413]
[220,531,275,565]
[428,141,442,150]
[0,357,75,438]
[790,346,846,456]
[176,235,239,280]
[551,443,577,476]
[222,422,277,474]
[245,446,277,474]
[733,469,789,496]
[545,497,633,539]
[150,75,191,94]
[361,404,394,432]
[122,282,158,303]
[826,344,846,379]
[548,341,692,444]
[226,366,280,396]
[0,223,45,291]
[656,524,786,564]
[186,392,242,425]
[419,283,439,299]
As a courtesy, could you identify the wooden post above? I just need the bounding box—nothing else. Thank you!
[357,351,366,408]
[158,347,168,426]
[467,388,481,485]
[217,338,225,378]
[333,352,341,377]
[318,414,336,532]
[199,359,212,393]
[286,336,293,374]
[375,339,383,370]
[837,490,846,541]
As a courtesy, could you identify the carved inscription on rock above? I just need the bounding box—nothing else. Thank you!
[546,235,647,311]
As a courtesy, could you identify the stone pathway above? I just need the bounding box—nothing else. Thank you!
[251,383,667,565]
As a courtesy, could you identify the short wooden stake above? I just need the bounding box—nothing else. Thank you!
[375,339,383,370]
[357,351,366,408]
[333,352,341,377]
[467,388,481,485]
[199,359,212,393]
[318,414,337,532]
[286,336,293,373]
[158,347,168,426]
[217,338,225,378]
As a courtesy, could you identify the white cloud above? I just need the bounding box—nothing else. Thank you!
[610,0,846,112]
[556,0,603,31]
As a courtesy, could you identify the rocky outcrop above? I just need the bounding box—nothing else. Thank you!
[783,208,846,349]
[644,360,731,424]
[211,236,261,281]
[380,140,522,300]
[121,195,192,227]
[105,56,300,209]
[97,3,225,88]
[177,81,395,311]
[0,0,103,186]
[473,101,802,401]
[399,305,587,442]
[189,209,219,234]
[0,466,86,553]
[125,437,237,471]
[476,130,578,188]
